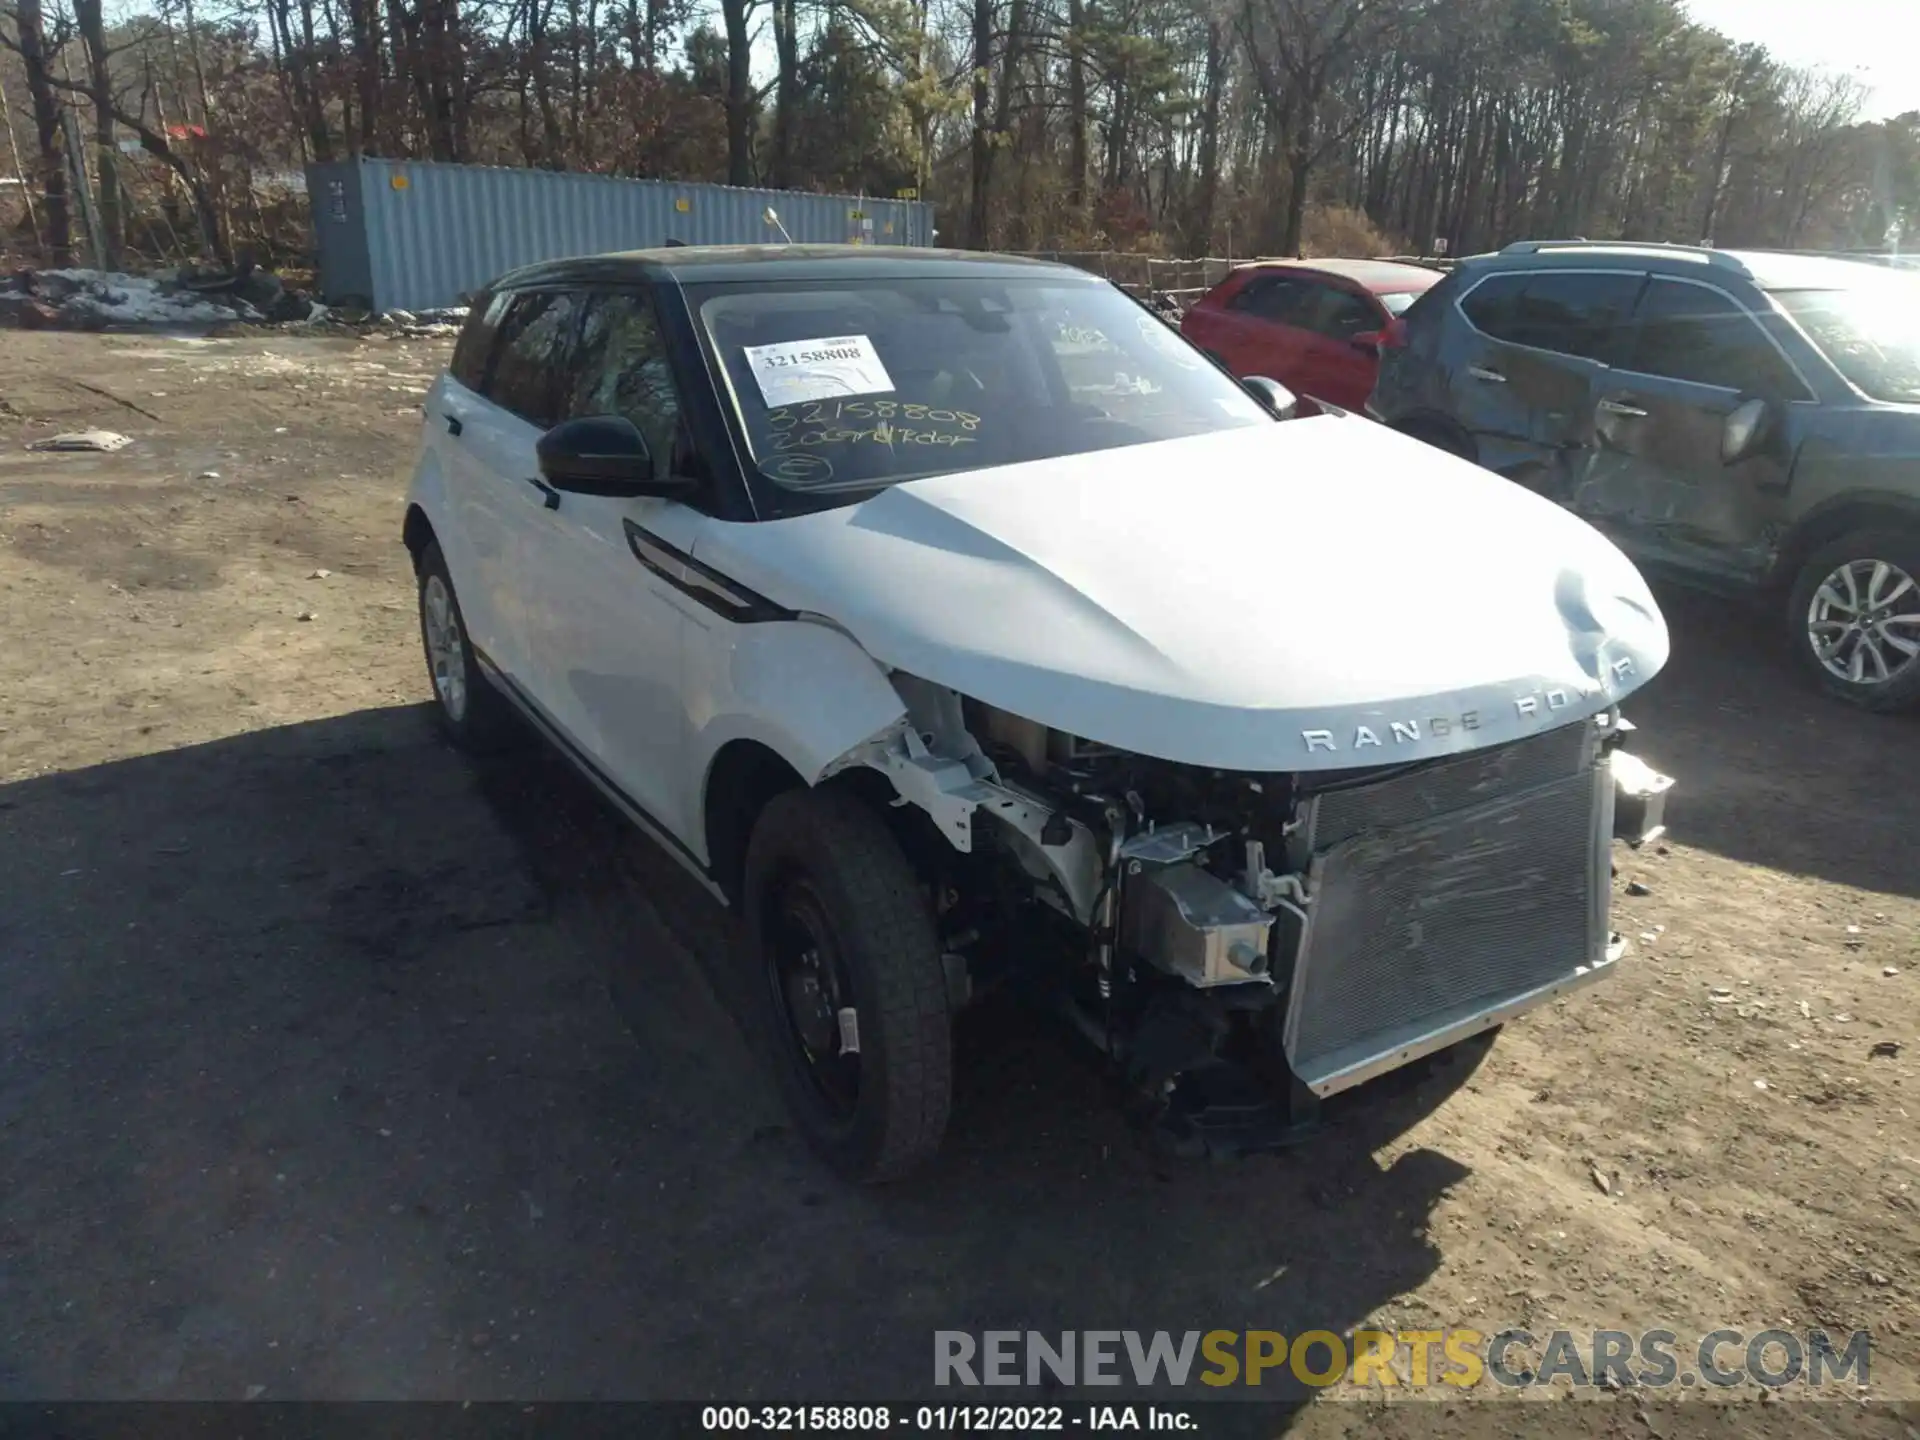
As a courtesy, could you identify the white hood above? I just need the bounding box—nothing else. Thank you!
[696,416,1670,772]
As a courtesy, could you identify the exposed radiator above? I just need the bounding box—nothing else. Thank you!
[1284,721,1615,1096]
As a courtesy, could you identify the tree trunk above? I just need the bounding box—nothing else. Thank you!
[13,0,71,265]
[967,0,992,246]
[346,0,383,153]
[422,0,463,160]
[720,0,755,185]
[0,68,39,246]
[1064,0,1087,213]
[769,0,799,187]
[73,0,121,267]
[1189,18,1225,251]
[1281,98,1315,256]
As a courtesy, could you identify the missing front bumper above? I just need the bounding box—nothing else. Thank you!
[1279,721,1660,1100]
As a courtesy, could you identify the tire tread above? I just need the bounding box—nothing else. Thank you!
[746,787,950,1181]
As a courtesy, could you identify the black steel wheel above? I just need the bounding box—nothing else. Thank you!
[744,787,951,1182]
[767,877,864,1123]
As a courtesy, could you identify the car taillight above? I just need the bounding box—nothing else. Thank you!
[1380,316,1409,350]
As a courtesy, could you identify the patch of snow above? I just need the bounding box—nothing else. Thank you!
[37,269,257,326]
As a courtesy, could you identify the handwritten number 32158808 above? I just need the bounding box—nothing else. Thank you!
[766,402,981,430]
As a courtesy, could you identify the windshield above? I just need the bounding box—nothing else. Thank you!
[1772,282,1920,405]
[690,275,1270,495]
[1379,291,1422,316]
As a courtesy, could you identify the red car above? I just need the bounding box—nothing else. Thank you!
[1181,258,1443,412]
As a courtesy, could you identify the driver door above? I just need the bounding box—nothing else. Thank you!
[1573,277,1802,584]
[514,287,707,843]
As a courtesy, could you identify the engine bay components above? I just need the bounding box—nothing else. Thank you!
[1119,862,1274,988]
[848,677,1675,1153]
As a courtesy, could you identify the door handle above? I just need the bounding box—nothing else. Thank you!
[1467,365,1507,384]
[443,414,463,436]
[527,476,562,510]
[1597,398,1649,418]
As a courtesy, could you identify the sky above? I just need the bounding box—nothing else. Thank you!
[1684,0,1920,123]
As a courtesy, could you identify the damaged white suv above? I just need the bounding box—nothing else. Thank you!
[403,245,1676,1180]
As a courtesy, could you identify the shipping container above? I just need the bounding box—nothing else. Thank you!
[308,158,937,313]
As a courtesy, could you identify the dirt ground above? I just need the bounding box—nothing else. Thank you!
[2,329,1917,1432]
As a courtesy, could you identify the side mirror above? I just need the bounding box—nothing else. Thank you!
[1350,330,1385,354]
[537,416,689,497]
[1721,396,1775,466]
[1241,374,1299,420]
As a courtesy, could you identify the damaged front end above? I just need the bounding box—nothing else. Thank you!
[838,675,1675,1155]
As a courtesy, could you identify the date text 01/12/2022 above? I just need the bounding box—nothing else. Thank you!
[699,1405,1199,1432]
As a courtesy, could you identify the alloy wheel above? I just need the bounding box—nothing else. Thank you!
[422,574,469,721]
[1806,558,1920,686]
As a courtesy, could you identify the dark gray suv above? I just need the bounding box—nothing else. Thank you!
[1368,241,1920,712]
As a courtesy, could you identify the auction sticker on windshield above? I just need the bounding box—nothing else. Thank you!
[743,334,896,408]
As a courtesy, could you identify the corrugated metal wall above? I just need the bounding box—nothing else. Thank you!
[308,159,936,312]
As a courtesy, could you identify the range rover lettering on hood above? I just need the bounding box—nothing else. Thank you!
[697,417,1671,772]
[1303,659,1639,753]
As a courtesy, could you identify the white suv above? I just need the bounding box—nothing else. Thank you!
[403,245,1676,1181]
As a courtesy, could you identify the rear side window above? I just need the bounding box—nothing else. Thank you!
[1625,279,1808,398]
[1507,272,1643,360]
[485,290,583,427]
[448,290,506,392]
[1458,272,1528,340]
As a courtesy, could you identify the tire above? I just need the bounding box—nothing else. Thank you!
[1394,419,1474,462]
[1785,528,1920,713]
[416,540,520,750]
[744,787,951,1182]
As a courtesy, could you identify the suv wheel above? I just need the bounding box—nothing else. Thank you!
[744,787,951,1182]
[417,541,518,749]
[1786,529,1920,712]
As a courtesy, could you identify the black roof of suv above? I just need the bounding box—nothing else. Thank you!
[1367,239,1920,712]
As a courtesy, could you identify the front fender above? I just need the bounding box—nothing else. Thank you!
[404,419,457,564]
[680,616,908,860]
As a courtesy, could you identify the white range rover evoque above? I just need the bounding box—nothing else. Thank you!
[403,244,1677,1181]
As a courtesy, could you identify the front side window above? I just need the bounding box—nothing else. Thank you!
[691,275,1269,504]
[486,290,582,427]
[1772,282,1920,404]
[1626,279,1807,398]
[1296,284,1379,341]
[1232,276,1313,325]
[568,291,684,470]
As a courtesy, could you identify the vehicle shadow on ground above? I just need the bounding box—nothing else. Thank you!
[0,703,1463,1407]
[1625,585,1920,898]
[476,727,1477,1407]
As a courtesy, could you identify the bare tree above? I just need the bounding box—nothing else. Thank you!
[4,0,72,263]
[72,0,118,266]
